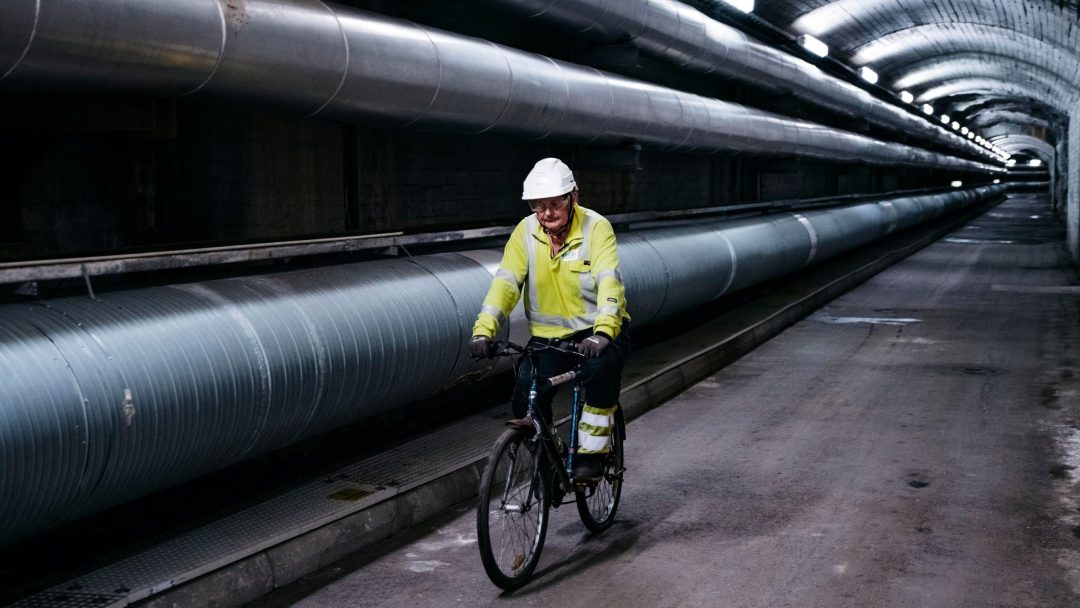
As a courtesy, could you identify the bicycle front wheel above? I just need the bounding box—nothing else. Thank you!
[477,427,550,590]
[575,413,624,532]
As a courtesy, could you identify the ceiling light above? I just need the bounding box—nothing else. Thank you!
[951,121,960,130]
[951,181,962,188]
[961,127,969,135]
[858,66,878,84]
[900,91,914,103]
[721,0,755,12]
[1029,159,1043,167]
[1006,159,1016,167]
[993,179,1001,184]
[922,104,934,115]
[796,34,829,57]
[967,132,974,139]
[940,114,950,124]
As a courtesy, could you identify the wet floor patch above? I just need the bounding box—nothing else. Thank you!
[889,337,938,345]
[1049,464,1075,479]
[935,365,1003,377]
[944,238,1016,244]
[810,313,922,326]
[405,559,450,573]
[990,285,1080,295]
[1061,429,1080,473]
[1042,385,1061,409]
[907,472,931,489]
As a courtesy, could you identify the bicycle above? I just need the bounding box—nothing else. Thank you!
[476,339,626,590]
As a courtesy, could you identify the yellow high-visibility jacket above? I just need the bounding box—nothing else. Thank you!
[473,204,629,340]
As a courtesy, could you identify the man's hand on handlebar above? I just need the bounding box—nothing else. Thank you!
[577,333,610,358]
[469,335,494,359]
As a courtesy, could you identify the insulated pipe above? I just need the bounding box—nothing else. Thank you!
[0,185,1005,547]
[466,0,997,164]
[0,0,1001,173]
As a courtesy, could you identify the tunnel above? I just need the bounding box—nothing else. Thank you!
[0,1,1075,606]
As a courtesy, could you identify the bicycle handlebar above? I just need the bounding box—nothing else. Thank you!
[492,339,583,358]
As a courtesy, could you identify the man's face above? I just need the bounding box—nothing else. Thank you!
[529,191,576,234]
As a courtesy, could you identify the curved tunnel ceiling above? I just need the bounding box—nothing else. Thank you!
[993,135,1055,162]
[889,55,1074,105]
[966,111,1053,137]
[750,0,1080,161]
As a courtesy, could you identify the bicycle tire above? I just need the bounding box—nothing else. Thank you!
[575,412,624,532]
[477,427,550,590]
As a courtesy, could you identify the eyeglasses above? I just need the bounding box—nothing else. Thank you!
[527,194,571,214]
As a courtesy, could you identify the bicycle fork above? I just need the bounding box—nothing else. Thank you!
[499,442,527,513]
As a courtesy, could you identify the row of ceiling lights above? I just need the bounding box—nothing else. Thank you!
[952,179,1004,187]
[720,0,1034,168]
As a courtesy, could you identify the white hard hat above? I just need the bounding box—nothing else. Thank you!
[521,158,576,200]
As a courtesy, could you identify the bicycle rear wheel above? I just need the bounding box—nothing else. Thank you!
[575,413,624,532]
[477,427,550,590]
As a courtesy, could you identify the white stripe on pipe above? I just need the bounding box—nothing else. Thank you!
[793,213,819,267]
[879,201,899,234]
[718,232,738,297]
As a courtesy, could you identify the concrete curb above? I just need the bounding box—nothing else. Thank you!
[136,196,1002,608]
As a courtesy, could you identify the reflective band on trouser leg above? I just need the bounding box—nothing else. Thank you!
[577,404,616,454]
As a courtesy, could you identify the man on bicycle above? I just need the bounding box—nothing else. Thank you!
[469,158,631,480]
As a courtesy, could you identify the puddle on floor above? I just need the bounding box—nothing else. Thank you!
[810,313,922,326]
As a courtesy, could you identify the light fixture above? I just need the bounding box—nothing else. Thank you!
[951,121,960,130]
[993,179,1001,184]
[951,180,962,188]
[858,66,878,84]
[1029,159,1043,167]
[1006,159,1016,167]
[922,104,934,115]
[720,0,755,12]
[796,34,829,57]
[967,132,974,139]
[900,91,914,104]
[961,127,969,135]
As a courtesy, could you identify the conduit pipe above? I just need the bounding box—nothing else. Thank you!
[0,0,1001,173]
[0,185,1005,547]
[459,0,997,164]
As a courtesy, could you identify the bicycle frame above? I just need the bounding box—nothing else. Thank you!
[505,341,588,499]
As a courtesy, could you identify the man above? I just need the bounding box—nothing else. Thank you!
[469,158,631,479]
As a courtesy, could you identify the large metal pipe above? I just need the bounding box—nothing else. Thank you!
[466,0,996,163]
[0,185,1004,546]
[0,0,1001,172]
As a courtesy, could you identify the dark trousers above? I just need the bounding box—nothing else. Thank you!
[511,323,632,421]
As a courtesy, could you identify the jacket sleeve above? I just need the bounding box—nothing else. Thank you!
[589,217,626,339]
[472,220,529,338]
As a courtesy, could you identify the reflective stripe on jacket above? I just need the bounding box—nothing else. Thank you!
[473,204,629,340]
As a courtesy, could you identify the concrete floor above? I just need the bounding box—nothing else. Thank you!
[254,193,1080,608]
